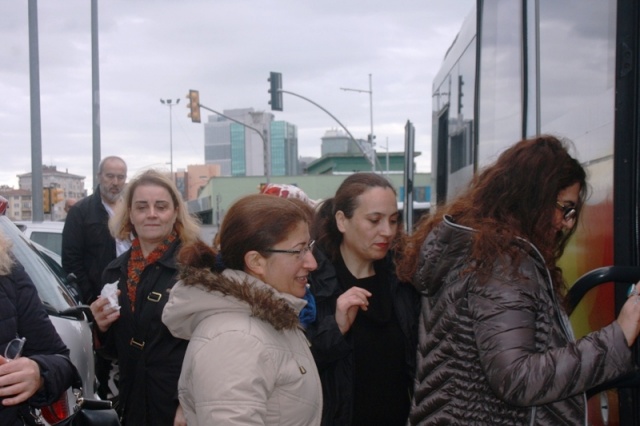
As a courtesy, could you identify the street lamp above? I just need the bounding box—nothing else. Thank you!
[340,74,375,172]
[160,98,180,179]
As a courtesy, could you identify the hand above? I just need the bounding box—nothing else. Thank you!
[335,286,372,334]
[174,403,187,426]
[616,281,640,346]
[90,291,121,333]
[0,356,44,406]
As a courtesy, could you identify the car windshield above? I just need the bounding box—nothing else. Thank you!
[0,217,76,313]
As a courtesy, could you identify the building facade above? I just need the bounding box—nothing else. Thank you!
[270,121,298,176]
[17,165,86,220]
[204,108,298,177]
[305,152,414,175]
[188,173,431,227]
[321,129,363,156]
[0,189,32,221]
[175,164,222,201]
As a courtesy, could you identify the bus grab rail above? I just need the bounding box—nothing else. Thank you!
[566,266,640,312]
[566,266,640,396]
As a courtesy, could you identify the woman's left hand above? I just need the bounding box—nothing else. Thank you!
[174,403,187,426]
[0,356,44,406]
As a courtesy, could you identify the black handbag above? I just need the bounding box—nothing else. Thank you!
[51,393,120,426]
[18,356,120,426]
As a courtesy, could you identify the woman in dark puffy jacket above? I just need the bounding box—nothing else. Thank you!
[0,230,74,426]
[397,135,640,425]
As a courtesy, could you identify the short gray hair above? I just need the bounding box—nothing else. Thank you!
[98,156,127,175]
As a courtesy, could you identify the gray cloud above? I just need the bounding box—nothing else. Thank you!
[1,0,473,189]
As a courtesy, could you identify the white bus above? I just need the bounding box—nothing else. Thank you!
[432,1,640,424]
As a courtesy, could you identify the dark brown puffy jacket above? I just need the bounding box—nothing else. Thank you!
[410,216,634,425]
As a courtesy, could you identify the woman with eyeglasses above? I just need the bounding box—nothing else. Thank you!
[0,230,74,426]
[396,135,640,425]
[162,194,322,425]
[305,173,420,426]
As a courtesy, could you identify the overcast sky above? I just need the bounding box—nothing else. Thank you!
[1,0,474,190]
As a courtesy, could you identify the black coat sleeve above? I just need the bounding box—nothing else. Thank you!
[61,205,91,302]
[11,264,75,407]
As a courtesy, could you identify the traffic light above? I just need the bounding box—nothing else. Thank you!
[268,72,283,111]
[52,188,65,204]
[43,188,51,214]
[186,90,201,123]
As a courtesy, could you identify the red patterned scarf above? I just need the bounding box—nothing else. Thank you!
[126,230,177,312]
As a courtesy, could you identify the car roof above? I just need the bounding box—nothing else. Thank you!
[14,220,65,233]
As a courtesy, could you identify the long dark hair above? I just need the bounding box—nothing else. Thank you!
[312,173,397,262]
[397,135,587,296]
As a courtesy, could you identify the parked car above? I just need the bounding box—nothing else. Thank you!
[15,214,121,402]
[13,221,84,301]
[14,220,64,256]
[0,200,95,424]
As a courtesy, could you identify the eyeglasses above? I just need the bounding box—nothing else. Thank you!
[264,240,315,260]
[4,337,26,361]
[556,201,577,222]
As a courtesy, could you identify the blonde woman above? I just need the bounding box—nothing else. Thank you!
[90,170,200,426]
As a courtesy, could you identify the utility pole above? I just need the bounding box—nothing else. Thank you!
[91,0,101,186]
[160,98,180,179]
[341,74,376,172]
[28,0,43,221]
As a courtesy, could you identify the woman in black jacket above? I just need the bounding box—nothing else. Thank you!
[90,170,200,426]
[0,230,74,426]
[306,173,420,426]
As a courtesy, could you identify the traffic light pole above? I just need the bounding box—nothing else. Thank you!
[279,89,383,171]
[198,104,271,183]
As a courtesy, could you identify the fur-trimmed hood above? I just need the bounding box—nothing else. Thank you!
[162,266,307,340]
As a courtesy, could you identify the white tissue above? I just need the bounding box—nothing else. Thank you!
[101,281,121,310]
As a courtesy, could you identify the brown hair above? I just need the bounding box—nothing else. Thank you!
[312,173,398,262]
[396,135,587,296]
[179,194,314,272]
[109,169,200,245]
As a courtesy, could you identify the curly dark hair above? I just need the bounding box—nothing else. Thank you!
[396,135,587,297]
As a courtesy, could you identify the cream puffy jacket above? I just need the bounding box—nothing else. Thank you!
[162,267,322,426]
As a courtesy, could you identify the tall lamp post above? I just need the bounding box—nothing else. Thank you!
[340,74,375,172]
[160,98,180,179]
